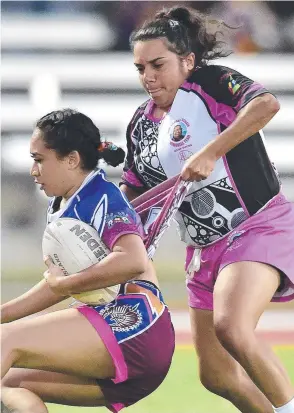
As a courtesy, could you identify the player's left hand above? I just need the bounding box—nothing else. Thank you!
[43,256,68,296]
[180,147,217,182]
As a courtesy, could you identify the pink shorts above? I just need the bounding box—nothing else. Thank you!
[186,194,294,311]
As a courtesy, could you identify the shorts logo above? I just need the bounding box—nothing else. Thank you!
[106,212,130,228]
[99,303,143,332]
[227,230,246,248]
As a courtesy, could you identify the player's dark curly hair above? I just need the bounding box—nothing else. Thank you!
[36,109,125,170]
[130,5,232,67]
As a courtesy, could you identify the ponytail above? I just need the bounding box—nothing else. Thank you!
[98,141,125,167]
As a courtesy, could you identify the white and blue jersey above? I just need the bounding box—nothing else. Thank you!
[47,169,167,344]
[47,169,143,250]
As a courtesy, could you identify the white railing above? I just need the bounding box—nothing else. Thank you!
[2,54,294,89]
[1,14,116,50]
[2,53,294,175]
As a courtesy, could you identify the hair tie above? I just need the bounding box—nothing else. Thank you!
[98,141,118,152]
[169,19,180,28]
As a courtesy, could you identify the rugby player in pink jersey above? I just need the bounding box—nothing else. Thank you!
[120,6,294,413]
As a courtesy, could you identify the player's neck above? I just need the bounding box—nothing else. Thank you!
[62,171,94,203]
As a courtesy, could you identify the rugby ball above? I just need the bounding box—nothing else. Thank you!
[42,218,120,305]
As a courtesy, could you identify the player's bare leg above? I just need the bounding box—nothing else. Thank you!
[190,308,274,413]
[214,261,294,408]
[1,308,115,379]
[2,368,107,413]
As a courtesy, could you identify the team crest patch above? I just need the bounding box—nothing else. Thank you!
[99,303,143,332]
[227,74,241,95]
[106,212,130,228]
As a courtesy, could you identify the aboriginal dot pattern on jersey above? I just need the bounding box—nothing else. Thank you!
[176,177,247,245]
[133,116,167,188]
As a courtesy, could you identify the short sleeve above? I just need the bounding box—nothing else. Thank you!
[97,183,144,250]
[120,117,148,194]
[194,65,273,112]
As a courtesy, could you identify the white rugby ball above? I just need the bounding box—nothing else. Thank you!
[42,218,120,305]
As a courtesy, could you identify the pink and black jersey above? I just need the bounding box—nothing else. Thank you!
[121,65,281,248]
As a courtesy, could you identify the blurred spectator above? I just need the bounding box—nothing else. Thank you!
[268,1,294,52]
[1,0,294,52]
[210,0,282,53]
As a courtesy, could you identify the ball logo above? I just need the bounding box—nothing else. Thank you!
[53,253,69,276]
[69,223,108,261]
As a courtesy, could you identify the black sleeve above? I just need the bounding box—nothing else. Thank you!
[192,65,273,112]
[120,109,148,194]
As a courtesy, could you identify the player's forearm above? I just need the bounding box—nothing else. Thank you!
[1,279,68,323]
[206,93,280,160]
[59,244,148,294]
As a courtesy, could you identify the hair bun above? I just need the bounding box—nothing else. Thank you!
[98,141,125,167]
[169,7,192,27]
[155,6,193,29]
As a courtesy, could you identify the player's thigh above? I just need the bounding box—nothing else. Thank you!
[3,308,115,379]
[213,261,281,329]
[2,368,106,407]
[190,308,242,371]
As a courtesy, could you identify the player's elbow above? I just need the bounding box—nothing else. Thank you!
[261,93,280,116]
[129,251,149,275]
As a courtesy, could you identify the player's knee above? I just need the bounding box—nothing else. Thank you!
[214,316,246,352]
[2,369,22,388]
[1,325,21,365]
[1,388,48,413]
[199,368,231,397]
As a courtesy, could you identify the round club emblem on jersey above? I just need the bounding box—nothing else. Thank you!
[170,120,188,143]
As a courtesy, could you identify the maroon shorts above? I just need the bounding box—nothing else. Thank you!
[77,281,175,412]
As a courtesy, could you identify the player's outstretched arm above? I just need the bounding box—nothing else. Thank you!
[1,279,69,323]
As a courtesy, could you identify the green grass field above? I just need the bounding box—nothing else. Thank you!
[47,345,294,413]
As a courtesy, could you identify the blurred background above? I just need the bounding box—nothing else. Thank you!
[1,2,294,413]
[2,0,294,308]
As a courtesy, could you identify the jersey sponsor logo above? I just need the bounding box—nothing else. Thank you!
[106,212,130,228]
[169,119,191,146]
[227,74,241,95]
[99,302,143,332]
[178,150,193,163]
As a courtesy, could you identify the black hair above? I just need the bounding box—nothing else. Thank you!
[35,109,125,170]
[130,6,232,67]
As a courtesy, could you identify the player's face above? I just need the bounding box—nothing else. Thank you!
[133,39,194,110]
[30,128,75,198]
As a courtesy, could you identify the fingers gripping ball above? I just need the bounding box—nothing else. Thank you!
[42,218,120,305]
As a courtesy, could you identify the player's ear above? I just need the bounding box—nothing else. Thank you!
[185,52,195,71]
[68,151,81,170]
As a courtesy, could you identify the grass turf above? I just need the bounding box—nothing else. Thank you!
[47,345,294,413]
